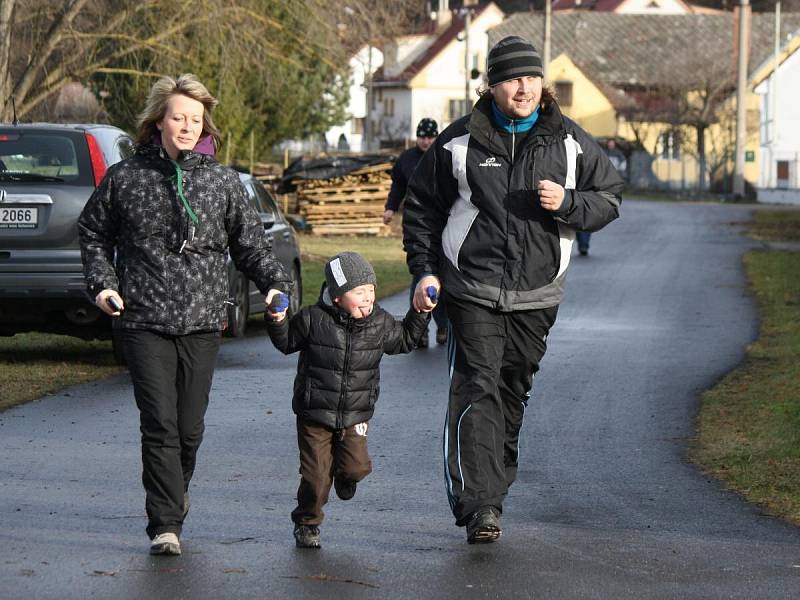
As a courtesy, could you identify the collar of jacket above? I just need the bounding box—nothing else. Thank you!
[466,95,566,161]
[491,100,539,133]
[136,143,210,171]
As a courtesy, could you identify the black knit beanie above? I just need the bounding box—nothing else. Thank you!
[416,118,438,138]
[324,252,377,299]
[487,36,543,86]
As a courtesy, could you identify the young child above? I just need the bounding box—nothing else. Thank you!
[267,251,430,548]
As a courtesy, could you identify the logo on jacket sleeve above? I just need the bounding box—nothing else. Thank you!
[478,156,502,167]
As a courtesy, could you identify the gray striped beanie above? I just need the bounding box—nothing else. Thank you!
[487,36,543,86]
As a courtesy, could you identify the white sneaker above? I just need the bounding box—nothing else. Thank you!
[150,532,181,556]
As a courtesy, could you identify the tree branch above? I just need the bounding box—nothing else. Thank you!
[12,0,90,105]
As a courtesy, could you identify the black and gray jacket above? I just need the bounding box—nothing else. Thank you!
[403,94,623,311]
[268,286,429,430]
[78,144,291,335]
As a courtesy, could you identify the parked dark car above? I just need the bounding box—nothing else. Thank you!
[225,172,302,337]
[0,123,133,340]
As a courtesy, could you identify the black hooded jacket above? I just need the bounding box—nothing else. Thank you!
[78,144,291,335]
[268,286,429,430]
[403,94,623,311]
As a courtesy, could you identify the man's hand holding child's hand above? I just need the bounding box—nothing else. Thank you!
[413,276,440,313]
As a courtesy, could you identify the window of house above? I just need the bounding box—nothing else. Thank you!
[777,160,790,186]
[660,130,680,160]
[555,81,573,107]
[351,118,364,135]
[448,99,469,121]
[383,97,395,117]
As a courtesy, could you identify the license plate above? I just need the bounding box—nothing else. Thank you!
[0,207,38,228]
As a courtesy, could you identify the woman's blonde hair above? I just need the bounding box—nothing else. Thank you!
[135,73,221,149]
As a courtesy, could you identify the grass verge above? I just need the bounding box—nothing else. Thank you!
[0,234,410,412]
[690,209,800,524]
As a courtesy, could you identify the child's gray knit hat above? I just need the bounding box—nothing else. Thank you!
[324,252,377,299]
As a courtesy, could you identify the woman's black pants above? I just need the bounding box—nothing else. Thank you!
[117,329,221,539]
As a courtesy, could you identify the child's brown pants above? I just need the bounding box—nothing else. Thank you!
[291,417,372,525]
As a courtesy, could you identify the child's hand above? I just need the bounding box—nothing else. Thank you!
[266,289,289,322]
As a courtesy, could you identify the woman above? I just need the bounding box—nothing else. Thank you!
[78,74,291,555]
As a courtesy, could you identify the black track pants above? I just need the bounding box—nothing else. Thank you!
[118,329,221,539]
[443,298,557,526]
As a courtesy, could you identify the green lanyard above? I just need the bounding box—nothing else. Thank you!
[171,160,199,225]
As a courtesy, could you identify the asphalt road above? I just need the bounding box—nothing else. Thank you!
[2,199,798,599]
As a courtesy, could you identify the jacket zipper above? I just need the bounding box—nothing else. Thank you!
[337,319,353,429]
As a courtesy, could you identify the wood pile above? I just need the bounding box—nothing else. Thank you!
[293,162,392,236]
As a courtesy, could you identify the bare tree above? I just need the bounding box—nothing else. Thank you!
[0,0,351,123]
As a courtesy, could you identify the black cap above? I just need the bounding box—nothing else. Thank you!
[416,118,438,138]
[487,36,543,87]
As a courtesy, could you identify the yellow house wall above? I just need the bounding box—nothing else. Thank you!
[547,54,617,138]
[617,90,762,189]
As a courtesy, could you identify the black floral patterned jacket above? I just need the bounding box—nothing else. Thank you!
[78,144,291,335]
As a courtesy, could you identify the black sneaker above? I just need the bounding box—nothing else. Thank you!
[334,477,357,501]
[293,524,321,549]
[435,327,447,345]
[466,507,501,544]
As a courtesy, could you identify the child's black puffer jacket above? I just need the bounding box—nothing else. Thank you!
[268,286,429,429]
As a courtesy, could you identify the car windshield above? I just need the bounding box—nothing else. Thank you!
[0,132,90,185]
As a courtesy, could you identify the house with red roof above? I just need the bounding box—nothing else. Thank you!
[369,2,505,148]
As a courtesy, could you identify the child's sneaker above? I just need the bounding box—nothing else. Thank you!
[150,532,181,555]
[334,477,357,500]
[294,524,321,549]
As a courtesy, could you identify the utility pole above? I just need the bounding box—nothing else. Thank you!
[770,1,781,188]
[733,0,750,198]
[544,0,551,81]
[464,8,471,112]
[365,44,373,153]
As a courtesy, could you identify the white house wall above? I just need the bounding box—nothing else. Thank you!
[755,40,800,198]
[325,46,383,152]
[616,0,691,15]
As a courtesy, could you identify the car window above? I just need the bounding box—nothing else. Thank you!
[117,137,134,161]
[252,181,278,222]
[0,131,92,185]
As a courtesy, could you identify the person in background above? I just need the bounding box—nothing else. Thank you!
[383,118,447,348]
[267,252,429,549]
[78,74,291,556]
[576,139,627,256]
[403,36,623,544]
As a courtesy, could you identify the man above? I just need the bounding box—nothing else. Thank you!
[403,36,623,544]
[577,139,627,255]
[384,118,446,348]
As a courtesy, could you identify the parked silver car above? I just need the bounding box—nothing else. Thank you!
[226,172,302,337]
[0,123,134,339]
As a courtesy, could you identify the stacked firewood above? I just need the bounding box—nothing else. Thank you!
[294,162,392,236]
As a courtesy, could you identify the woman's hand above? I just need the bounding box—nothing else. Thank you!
[95,289,124,316]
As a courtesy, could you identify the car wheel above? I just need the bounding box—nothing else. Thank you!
[225,272,250,338]
[111,331,127,366]
[290,263,302,315]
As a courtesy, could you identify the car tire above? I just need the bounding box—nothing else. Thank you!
[290,263,302,316]
[225,271,250,338]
